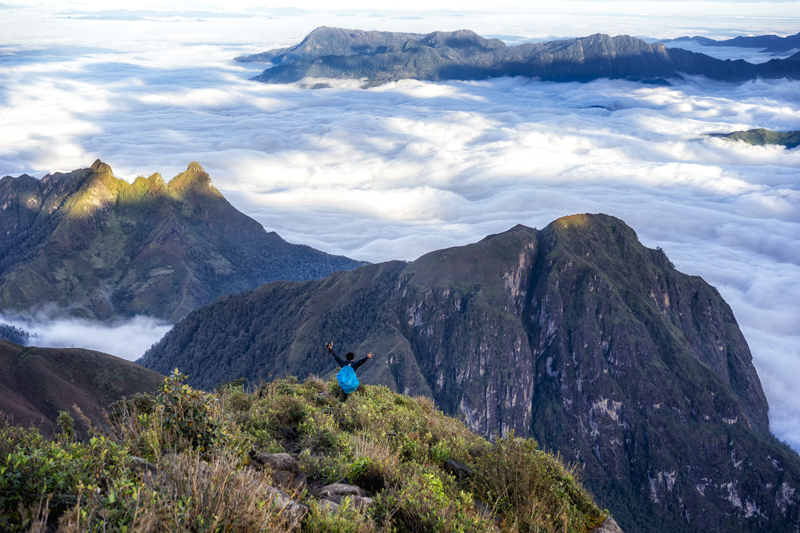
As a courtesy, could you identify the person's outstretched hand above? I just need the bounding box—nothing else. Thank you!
[367,352,373,359]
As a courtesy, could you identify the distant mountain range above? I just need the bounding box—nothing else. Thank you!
[0,340,164,436]
[0,160,366,322]
[140,213,800,533]
[238,27,800,86]
[662,31,800,55]
[709,128,800,149]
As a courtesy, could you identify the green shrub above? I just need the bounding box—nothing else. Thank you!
[301,411,352,454]
[470,433,606,533]
[303,498,376,533]
[347,456,387,493]
[299,449,349,484]
[158,369,234,455]
[0,424,127,531]
[57,411,75,442]
[372,463,492,533]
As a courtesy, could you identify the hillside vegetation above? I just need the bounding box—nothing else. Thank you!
[0,324,29,345]
[0,372,607,532]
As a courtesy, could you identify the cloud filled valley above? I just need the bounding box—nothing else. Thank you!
[1,7,799,451]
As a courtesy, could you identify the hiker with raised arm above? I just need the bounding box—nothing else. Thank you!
[325,342,373,402]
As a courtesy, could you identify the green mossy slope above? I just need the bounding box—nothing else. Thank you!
[0,373,607,532]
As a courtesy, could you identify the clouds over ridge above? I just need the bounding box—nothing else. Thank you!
[0,12,798,450]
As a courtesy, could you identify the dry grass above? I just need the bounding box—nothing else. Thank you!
[348,435,402,492]
[352,434,400,467]
[304,374,328,392]
[58,454,297,533]
[303,498,377,533]
[19,496,50,533]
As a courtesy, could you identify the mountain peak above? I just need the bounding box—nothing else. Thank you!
[416,29,505,50]
[167,162,215,197]
[90,159,113,174]
[148,172,165,187]
[187,161,205,173]
[554,213,594,229]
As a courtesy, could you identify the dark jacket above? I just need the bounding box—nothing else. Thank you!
[329,348,369,371]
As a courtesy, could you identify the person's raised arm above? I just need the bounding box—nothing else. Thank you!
[352,352,374,370]
[327,343,347,367]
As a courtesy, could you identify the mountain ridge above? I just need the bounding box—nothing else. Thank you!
[0,160,367,322]
[0,339,164,437]
[661,31,800,53]
[708,128,800,149]
[241,27,800,86]
[140,213,800,533]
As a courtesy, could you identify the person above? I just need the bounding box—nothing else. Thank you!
[325,342,373,402]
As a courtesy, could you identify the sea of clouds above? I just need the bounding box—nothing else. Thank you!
[0,4,798,450]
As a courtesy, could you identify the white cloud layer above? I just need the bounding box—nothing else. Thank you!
[0,314,172,362]
[0,7,798,451]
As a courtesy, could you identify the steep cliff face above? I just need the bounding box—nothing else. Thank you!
[0,160,366,322]
[140,214,800,532]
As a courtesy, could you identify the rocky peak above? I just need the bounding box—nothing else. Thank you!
[186,161,205,174]
[89,159,113,174]
[0,160,366,322]
[167,162,218,198]
[144,172,166,189]
[414,29,505,50]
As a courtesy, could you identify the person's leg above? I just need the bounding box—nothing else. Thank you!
[339,387,347,402]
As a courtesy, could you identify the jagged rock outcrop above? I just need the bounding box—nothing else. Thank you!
[243,27,800,85]
[140,214,800,532]
[0,160,366,322]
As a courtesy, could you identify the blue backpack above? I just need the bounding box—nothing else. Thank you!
[337,364,360,394]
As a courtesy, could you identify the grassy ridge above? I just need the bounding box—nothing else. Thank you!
[709,128,800,149]
[0,340,164,437]
[0,372,606,532]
